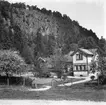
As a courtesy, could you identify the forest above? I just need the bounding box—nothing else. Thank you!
[0,0,106,65]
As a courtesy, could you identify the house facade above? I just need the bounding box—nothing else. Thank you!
[68,48,99,76]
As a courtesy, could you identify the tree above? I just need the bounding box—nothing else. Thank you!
[69,43,78,51]
[99,36,106,53]
[90,60,97,73]
[53,11,62,18]
[34,27,46,76]
[51,48,67,78]
[0,50,27,85]
[98,56,106,75]
[78,37,97,49]
[95,56,106,85]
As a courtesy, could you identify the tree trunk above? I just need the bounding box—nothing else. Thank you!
[7,78,9,86]
[23,77,25,86]
[97,77,100,86]
[6,73,9,86]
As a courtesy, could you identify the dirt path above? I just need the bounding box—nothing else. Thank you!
[28,77,91,91]
[58,77,91,86]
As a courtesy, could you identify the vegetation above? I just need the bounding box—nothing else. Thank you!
[0,50,27,85]
[50,48,67,78]
[97,56,106,84]
[89,55,106,85]
[0,83,106,101]
[0,0,106,77]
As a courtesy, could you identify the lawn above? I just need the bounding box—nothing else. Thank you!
[54,78,85,85]
[0,82,106,101]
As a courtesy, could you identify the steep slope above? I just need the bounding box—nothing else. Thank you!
[0,1,104,64]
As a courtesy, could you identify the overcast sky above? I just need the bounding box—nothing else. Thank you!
[7,0,105,39]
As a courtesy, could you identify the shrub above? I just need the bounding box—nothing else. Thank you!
[98,75,106,85]
[24,77,33,87]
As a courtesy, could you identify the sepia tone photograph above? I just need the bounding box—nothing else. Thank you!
[0,0,106,104]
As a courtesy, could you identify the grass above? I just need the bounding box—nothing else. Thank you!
[55,78,85,85]
[0,79,106,101]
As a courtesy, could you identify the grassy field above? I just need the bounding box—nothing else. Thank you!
[0,82,106,101]
[55,78,85,85]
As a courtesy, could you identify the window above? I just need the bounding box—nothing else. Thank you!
[81,65,86,71]
[82,65,84,70]
[74,65,79,71]
[78,65,80,71]
[74,65,86,71]
[76,53,83,60]
[83,65,86,70]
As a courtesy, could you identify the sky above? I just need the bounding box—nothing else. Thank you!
[7,0,105,39]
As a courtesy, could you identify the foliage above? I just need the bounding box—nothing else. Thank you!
[0,50,27,76]
[90,60,97,73]
[99,36,106,53]
[51,48,67,77]
[0,0,105,68]
[78,37,97,49]
[98,56,106,75]
[11,2,26,9]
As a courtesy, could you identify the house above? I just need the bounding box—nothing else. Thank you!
[67,48,99,76]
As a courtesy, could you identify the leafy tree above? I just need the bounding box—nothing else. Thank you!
[33,28,45,76]
[98,56,106,75]
[73,20,79,26]
[99,36,106,53]
[95,56,106,85]
[51,47,67,78]
[69,43,78,51]
[90,60,97,73]
[0,50,27,85]
[53,11,62,18]
[11,2,26,9]
[78,37,97,49]
[63,14,72,22]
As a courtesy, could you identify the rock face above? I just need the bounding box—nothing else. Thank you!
[0,1,100,64]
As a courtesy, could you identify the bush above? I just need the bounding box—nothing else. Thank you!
[98,75,106,85]
[68,71,74,76]
[24,77,33,87]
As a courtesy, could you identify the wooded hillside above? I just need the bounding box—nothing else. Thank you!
[0,0,106,64]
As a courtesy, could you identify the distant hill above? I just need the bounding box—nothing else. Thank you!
[0,0,105,64]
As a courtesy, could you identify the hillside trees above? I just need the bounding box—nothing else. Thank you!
[0,0,104,68]
[78,36,97,49]
[33,27,47,76]
[99,36,106,53]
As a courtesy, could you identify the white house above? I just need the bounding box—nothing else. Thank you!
[67,48,99,76]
